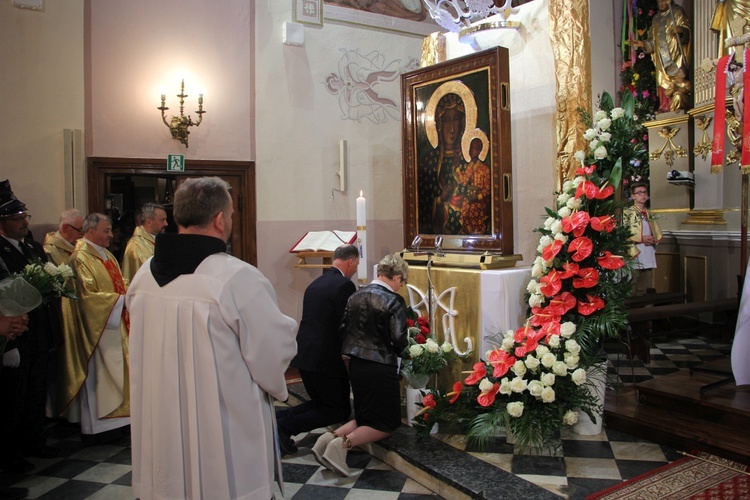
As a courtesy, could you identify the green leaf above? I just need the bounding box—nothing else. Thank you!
[599,92,614,112]
[609,157,623,188]
[621,90,635,118]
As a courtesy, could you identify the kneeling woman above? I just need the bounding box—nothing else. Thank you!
[312,253,409,476]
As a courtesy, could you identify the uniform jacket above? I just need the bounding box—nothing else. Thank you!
[624,205,663,258]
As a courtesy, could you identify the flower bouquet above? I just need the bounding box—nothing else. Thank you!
[412,91,635,451]
[16,261,77,305]
[400,310,457,389]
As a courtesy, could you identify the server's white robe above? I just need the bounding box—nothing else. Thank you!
[126,253,297,500]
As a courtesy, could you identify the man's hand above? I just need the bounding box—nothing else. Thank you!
[642,235,656,246]
[0,315,29,340]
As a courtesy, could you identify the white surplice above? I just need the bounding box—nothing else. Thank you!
[126,253,297,500]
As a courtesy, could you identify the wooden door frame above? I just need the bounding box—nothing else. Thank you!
[87,157,257,266]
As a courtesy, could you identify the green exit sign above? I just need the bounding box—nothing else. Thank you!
[167,154,185,172]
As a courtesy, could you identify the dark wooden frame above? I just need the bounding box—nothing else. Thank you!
[401,47,513,254]
[87,157,257,265]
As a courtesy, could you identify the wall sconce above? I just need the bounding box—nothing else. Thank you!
[158,79,205,148]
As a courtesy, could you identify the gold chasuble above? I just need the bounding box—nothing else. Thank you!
[122,226,156,282]
[43,231,76,266]
[59,239,130,419]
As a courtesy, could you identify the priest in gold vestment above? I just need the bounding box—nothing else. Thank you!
[121,203,168,282]
[59,213,130,437]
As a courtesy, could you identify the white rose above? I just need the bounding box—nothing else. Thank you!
[425,339,440,353]
[547,335,560,348]
[507,401,524,418]
[597,117,612,130]
[553,233,568,243]
[571,368,587,385]
[543,217,556,229]
[485,349,493,359]
[566,197,582,210]
[441,342,453,353]
[550,220,563,235]
[531,263,544,278]
[524,355,540,370]
[541,372,556,386]
[478,377,494,392]
[572,177,584,187]
[535,345,550,357]
[44,262,60,276]
[501,337,515,351]
[560,322,576,338]
[563,180,575,192]
[598,131,612,143]
[557,206,571,218]
[583,128,597,141]
[594,110,607,122]
[538,234,553,248]
[512,360,527,377]
[563,410,579,425]
[589,139,599,151]
[527,280,540,294]
[573,150,586,163]
[610,107,625,120]
[509,377,528,393]
[565,353,580,369]
[527,380,544,397]
[541,352,557,368]
[565,339,581,354]
[504,329,516,341]
[409,345,423,357]
[541,386,556,403]
[499,377,513,395]
[58,264,74,279]
[594,145,608,159]
[552,361,568,376]
[529,293,543,308]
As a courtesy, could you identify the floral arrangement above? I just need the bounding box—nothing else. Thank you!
[15,261,76,304]
[401,309,457,389]
[413,92,635,450]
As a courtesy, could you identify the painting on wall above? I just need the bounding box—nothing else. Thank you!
[401,47,514,255]
[323,0,428,22]
[323,0,437,35]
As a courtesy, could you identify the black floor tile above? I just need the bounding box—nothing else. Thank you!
[34,458,98,479]
[605,428,651,443]
[36,479,106,499]
[112,470,132,486]
[291,484,350,499]
[103,448,131,465]
[282,463,320,484]
[561,440,614,459]
[614,459,668,480]
[354,468,408,492]
[346,449,372,470]
[511,454,566,476]
[564,477,623,500]
[398,494,440,499]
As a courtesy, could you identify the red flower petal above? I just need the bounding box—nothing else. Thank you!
[477,383,500,407]
[542,240,563,261]
[568,237,594,262]
[597,251,626,270]
[557,262,580,279]
[464,362,487,385]
[448,381,463,404]
[590,215,616,233]
[577,294,605,315]
[422,393,437,409]
[488,349,516,378]
[573,267,600,288]
[575,180,599,199]
[595,185,614,200]
[539,269,563,297]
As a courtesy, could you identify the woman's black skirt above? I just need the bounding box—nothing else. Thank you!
[348,356,401,432]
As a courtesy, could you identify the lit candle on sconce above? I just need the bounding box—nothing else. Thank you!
[356,191,367,284]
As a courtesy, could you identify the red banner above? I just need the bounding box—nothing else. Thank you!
[712,55,730,173]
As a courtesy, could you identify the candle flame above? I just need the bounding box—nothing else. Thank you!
[360,190,363,197]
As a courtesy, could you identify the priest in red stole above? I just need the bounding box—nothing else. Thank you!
[59,212,130,438]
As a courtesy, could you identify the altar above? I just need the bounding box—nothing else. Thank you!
[400,265,531,386]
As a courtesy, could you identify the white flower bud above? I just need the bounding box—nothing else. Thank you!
[499,377,513,395]
[565,353,580,369]
[583,128,597,141]
[563,410,579,425]
[594,110,607,122]
[547,334,560,348]
[507,401,524,417]
[571,368,587,385]
[594,145,608,159]
[408,345,423,357]
[441,342,453,353]
[535,345,550,357]
[574,150,586,163]
[610,107,625,120]
[597,117,612,131]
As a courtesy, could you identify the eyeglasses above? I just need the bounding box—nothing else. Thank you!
[1,214,31,222]
[398,275,408,285]
[632,191,648,195]
[67,224,83,233]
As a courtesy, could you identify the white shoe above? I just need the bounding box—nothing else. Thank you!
[312,431,336,470]
[322,436,351,477]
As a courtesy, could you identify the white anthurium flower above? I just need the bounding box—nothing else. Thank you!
[552,360,569,376]
[594,110,607,122]
[409,345,424,357]
[478,377,494,392]
[594,145,608,159]
[571,368,587,385]
[509,377,528,393]
[560,322,576,338]
[507,401,524,417]
[557,206,571,218]
[597,117,612,130]
[524,355,540,370]
[512,360,527,377]
[565,339,581,354]
[563,410,579,425]
[541,372,556,386]
[535,345,550,357]
[528,380,544,397]
[541,386,556,403]
[541,352,557,368]
[499,377,513,395]
[574,150,586,163]
[610,107,625,120]
[583,128,597,141]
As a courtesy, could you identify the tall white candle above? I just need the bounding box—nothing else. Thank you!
[356,191,367,284]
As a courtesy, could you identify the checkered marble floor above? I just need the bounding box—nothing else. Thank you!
[0,335,729,499]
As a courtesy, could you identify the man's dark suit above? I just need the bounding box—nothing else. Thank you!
[0,236,58,467]
[280,267,356,436]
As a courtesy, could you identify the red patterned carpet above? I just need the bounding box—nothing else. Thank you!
[588,452,749,499]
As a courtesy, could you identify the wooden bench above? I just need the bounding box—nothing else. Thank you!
[624,291,687,309]
[625,297,738,363]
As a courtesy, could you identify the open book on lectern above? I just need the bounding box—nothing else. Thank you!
[290,230,357,253]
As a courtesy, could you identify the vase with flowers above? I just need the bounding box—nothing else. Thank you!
[412,91,636,451]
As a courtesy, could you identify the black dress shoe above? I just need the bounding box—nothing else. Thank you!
[278,429,298,456]
[28,446,59,459]
[0,486,29,500]
[0,459,34,474]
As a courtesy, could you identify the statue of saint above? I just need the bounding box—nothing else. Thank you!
[631,0,692,113]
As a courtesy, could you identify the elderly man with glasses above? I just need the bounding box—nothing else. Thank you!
[43,208,85,267]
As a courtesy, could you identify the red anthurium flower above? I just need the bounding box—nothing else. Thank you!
[415,334,427,344]
[515,337,540,358]
[557,262,580,279]
[477,383,500,407]
[542,240,563,261]
[590,215,616,233]
[406,319,415,327]
[488,349,516,378]
[597,251,626,270]
[422,393,437,410]
[573,267,600,288]
[561,211,591,237]
[575,180,599,199]
[539,269,563,297]
[577,294,605,315]
[568,236,594,262]
[447,381,463,404]
[530,307,560,327]
[514,324,534,342]
[575,164,596,176]
[595,184,614,200]
[547,291,577,315]
[463,362,488,385]
[539,320,561,339]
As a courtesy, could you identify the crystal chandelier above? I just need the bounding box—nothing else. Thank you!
[422,0,520,33]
